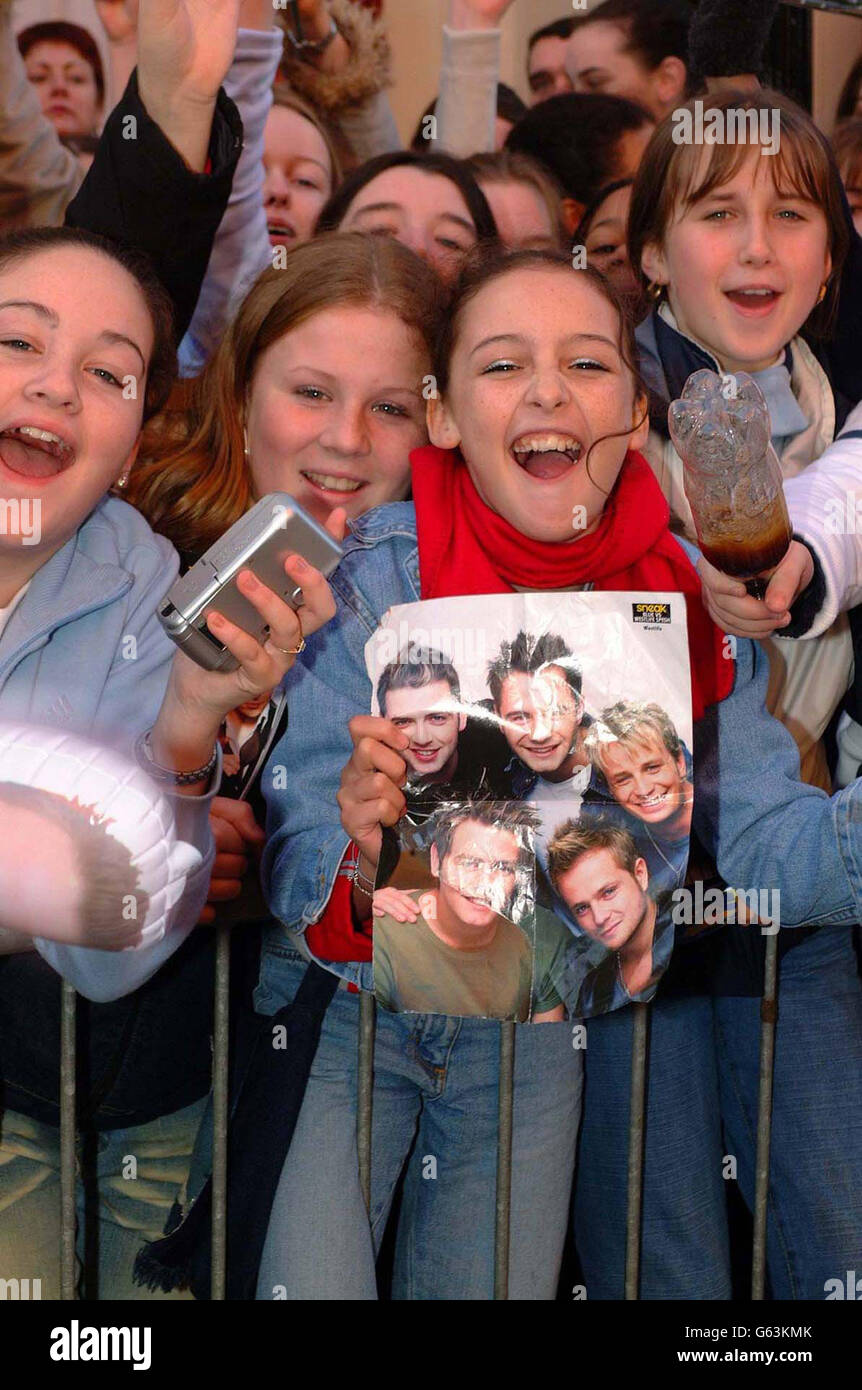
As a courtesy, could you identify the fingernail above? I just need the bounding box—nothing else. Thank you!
[242,570,259,589]
[290,556,308,574]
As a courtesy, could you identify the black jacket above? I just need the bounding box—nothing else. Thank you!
[64,70,242,343]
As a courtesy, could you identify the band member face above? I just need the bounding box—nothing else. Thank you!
[497,665,583,775]
[383,680,466,780]
[556,847,650,949]
[431,820,521,929]
[232,691,272,722]
[599,735,690,830]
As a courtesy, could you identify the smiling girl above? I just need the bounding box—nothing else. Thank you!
[0,225,339,1297]
[130,232,442,548]
[256,248,862,1300]
[628,88,854,789]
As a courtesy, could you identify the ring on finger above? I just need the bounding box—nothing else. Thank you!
[268,610,305,656]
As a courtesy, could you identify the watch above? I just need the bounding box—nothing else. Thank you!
[284,5,339,56]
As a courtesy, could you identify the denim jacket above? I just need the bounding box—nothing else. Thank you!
[261,502,862,991]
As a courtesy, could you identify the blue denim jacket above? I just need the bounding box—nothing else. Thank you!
[261,502,862,990]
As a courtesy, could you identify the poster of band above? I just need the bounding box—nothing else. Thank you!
[364,591,693,1024]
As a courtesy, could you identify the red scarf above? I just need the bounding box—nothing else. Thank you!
[410,445,733,721]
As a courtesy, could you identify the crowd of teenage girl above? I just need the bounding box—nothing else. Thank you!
[0,0,861,1302]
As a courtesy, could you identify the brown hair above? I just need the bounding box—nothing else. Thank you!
[466,150,568,248]
[831,118,862,195]
[129,233,445,555]
[268,84,343,190]
[547,818,641,889]
[0,226,176,421]
[18,20,105,106]
[432,245,648,493]
[628,88,849,338]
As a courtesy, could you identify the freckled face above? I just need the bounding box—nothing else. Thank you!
[429,265,648,543]
[246,306,429,526]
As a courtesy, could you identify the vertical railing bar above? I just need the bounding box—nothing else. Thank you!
[494,1020,515,1300]
[751,929,779,1300]
[624,1001,650,1300]
[59,980,77,1300]
[211,922,230,1300]
[357,990,376,1212]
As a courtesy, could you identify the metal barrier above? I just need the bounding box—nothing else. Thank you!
[55,943,780,1300]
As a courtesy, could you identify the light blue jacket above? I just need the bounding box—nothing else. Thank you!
[261,501,862,991]
[0,495,216,1001]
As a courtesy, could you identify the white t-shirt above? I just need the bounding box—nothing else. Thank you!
[531,761,593,854]
[0,583,29,643]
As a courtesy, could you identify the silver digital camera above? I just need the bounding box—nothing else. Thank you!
[158,493,343,672]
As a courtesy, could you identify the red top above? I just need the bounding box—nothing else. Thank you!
[306,445,734,963]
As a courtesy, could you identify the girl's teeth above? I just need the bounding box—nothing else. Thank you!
[18,426,64,444]
[514,435,581,454]
[304,472,362,493]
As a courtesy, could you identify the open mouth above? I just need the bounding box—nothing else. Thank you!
[724,287,781,314]
[0,424,75,480]
[410,747,442,762]
[267,222,296,243]
[300,470,365,498]
[511,433,583,481]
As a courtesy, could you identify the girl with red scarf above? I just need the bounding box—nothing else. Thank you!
[257,249,862,1299]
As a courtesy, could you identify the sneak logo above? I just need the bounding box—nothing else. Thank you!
[49,1321,151,1371]
[632,602,671,625]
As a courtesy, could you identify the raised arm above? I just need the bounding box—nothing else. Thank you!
[434,0,516,158]
[179,0,282,376]
[64,0,243,342]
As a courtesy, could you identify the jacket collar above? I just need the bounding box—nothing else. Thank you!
[0,522,132,679]
[642,303,796,440]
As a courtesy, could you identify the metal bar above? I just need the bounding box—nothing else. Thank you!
[211,922,231,1300]
[59,981,77,1300]
[357,990,376,1212]
[624,1002,650,1300]
[751,930,779,1300]
[494,1020,515,1300]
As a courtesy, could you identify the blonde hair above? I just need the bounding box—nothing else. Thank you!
[584,700,682,775]
[129,233,445,555]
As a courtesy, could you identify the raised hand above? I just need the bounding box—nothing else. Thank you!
[151,510,345,788]
[94,0,140,44]
[136,0,242,169]
[449,0,518,29]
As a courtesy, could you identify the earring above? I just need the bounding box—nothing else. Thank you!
[116,471,130,489]
[817,281,828,304]
[243,424,250,460]
[647,281,663,301]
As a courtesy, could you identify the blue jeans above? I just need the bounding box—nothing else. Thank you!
[574,926,862,1299]
[0,1100,204,1300]
[254,946,582,1300]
